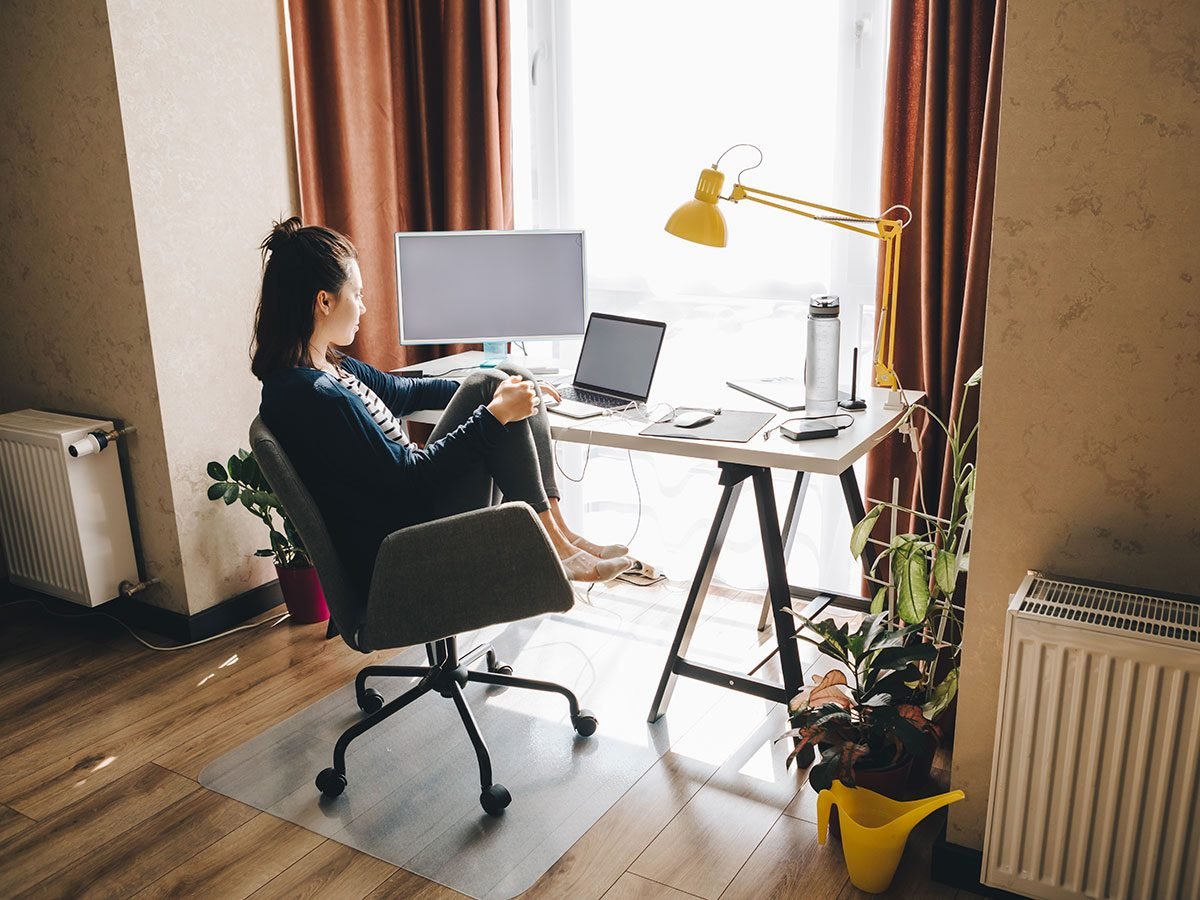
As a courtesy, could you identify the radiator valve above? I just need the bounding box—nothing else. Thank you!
[69,425,137,458]
[119,577,160,597]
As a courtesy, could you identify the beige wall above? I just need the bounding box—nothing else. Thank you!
[0,0,188,611]
[950,0,1200,848]
[107,0,299,614]
[0,0,298,615]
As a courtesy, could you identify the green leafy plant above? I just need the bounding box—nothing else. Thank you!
[205,449,310,568]
[847,367,981,719]
[781,612,940,792]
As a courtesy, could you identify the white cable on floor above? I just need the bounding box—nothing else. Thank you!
[0,597,291,652]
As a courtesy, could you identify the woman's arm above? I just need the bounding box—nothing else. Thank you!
[341,356,457,416]
[270,375,505,495]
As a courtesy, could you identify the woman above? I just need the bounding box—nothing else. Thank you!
[253,218,633,595]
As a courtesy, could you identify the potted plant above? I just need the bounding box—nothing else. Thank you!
[205,449,329,624]
[848,368,982,740]
[781,611,941,799]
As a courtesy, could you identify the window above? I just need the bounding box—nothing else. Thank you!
[509,1,890,596]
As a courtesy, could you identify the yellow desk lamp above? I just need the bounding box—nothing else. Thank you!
[665,144,910,389]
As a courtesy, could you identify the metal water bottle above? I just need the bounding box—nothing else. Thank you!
[804,294,840,417]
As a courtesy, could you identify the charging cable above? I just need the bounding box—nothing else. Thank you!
[0,597,291,652]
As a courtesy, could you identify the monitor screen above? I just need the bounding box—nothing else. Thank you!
[395,230,587,344]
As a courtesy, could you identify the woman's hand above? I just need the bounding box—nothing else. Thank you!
[537,381,562,404]
[487,375,539,424]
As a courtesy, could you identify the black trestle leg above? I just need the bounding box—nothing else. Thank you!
[448,680,494,790]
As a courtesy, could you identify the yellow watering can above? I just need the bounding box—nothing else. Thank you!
[817,782,965,893]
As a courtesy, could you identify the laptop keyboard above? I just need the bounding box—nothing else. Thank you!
[557,385,632,409]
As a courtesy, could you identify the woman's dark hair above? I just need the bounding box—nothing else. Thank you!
[251,217,358,380]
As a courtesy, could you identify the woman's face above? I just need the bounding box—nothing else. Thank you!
[319,259,365,347]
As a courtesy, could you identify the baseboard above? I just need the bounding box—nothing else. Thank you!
[1,578,284,644]
[931,825,1028,899]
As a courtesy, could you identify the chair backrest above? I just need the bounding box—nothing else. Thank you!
[249,416,365,649]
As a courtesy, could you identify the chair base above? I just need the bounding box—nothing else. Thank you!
[316,636,598,815]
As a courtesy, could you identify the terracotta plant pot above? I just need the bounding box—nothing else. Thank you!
[275,564,329,624]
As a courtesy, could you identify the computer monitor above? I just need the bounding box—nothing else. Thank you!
[394,230,588,344]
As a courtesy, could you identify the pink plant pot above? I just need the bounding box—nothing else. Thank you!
[275,564,329,624]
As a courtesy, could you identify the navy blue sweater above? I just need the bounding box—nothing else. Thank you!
[259,356,507,594]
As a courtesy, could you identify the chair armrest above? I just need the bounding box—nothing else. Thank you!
[361,502,574,649]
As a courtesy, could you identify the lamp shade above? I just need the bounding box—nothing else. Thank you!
[665,167,727,247]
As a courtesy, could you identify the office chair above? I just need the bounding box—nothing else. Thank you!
[250,417,597,816]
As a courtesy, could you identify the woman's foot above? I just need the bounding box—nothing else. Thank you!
[570,536,630,560]
[560,550,634,583]
[547,498,629,560]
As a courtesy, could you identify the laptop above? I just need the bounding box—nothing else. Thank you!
[548,312,667,418]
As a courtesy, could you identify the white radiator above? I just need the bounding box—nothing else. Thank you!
[983,571,1200,900]
[0,409,138,606]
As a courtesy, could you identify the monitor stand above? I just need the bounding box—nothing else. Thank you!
[393,350,561,377]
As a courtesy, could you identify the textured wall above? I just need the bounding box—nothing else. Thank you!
[949,0,1200,848]
[107,0,299,614]
[0,0,187,611]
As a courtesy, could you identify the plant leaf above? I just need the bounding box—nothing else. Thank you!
[923,668,959,720]
[872,643,937,674]
[790,670,851,714]
[966,366,982,387]
[850,505,884,560]
[207,461,227,482]
[222,483,239,505]
[964,469,977,516]
[227,454,242,483]
[237,447,250,460]
[254,548,274,557]
[893,540,931,624]
[283,517,305,553]
[870,586,888,614]
[207,482,227,501]
[241,455,261,489]
[806,758,835,792]
[933,548,958,596]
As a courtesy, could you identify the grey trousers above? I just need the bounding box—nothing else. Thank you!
[427,363,560,519]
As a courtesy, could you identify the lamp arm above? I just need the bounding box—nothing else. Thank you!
[728,182,904,388]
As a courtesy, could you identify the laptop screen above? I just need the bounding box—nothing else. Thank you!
[573,313,667,401]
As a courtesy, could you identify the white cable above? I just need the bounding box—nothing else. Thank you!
[0,597,291,652]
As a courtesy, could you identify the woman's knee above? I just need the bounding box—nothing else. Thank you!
[496,362,534,383]
[461,368,506,400]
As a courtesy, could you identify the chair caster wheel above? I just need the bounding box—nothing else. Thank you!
[480,783,511,816]
[358,687,384,714]
[489,660,514,676]
[316,768,347,798]
[571,709,599,737]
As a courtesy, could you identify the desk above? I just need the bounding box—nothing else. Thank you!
[404,364,918,727]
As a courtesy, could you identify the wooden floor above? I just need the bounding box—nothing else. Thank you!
[0,582,982,900]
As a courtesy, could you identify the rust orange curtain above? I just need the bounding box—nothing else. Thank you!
[867,0,1007,528]
[288,0,513,372]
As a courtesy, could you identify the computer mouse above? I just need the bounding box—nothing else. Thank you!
[674,410,715,428]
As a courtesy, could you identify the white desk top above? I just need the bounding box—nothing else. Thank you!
[400,358,920,477]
